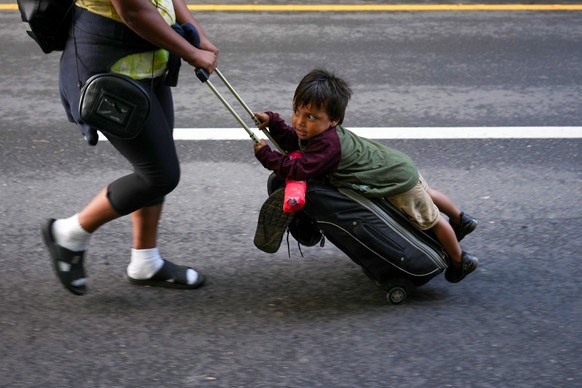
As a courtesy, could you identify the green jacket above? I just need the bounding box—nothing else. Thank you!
[328,126,419,198]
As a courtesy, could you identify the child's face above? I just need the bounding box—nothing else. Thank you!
[292,104,337,140]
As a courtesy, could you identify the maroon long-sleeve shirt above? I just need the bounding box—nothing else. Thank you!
[254,112,342,181]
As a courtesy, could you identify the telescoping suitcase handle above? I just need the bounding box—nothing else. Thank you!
[187,27,286,154]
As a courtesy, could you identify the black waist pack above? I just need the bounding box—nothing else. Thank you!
[79,73,150,139]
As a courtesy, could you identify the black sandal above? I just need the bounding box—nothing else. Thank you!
[127,260,206,289]
[41,218,88,296]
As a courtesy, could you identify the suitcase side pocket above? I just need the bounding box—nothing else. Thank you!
[352,220,406,261]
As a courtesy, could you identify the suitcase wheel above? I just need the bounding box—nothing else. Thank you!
[386,286,407,305]
[382,278,415,305]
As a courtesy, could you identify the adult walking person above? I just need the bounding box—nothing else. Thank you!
[41,0,219,295]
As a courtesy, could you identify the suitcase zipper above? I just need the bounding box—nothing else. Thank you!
[338,188,448,269]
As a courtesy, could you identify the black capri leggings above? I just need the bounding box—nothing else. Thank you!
[105,76,180,215]
[59,7,181,215]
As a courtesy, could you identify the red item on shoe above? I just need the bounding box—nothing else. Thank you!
[283,151,307,213]
[283,180,307,213]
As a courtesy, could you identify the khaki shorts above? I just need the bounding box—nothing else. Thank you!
[387,175,440,230]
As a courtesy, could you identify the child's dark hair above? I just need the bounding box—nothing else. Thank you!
[293,69,352,124]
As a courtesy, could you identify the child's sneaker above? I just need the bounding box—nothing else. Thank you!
[445,251,479,283]
[452,212,478,241]
[254,188,295,253]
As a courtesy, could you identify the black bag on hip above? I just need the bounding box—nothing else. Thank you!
[79,73,150,139]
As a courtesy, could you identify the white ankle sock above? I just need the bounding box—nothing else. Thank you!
[127,248,199,284]
[52,214,92,252]
[186,268,199,285]
[127,247,164,279]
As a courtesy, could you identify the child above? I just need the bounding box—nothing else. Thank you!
[253,68,479,283]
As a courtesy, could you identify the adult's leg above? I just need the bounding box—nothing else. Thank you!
[126,203,166,280]
[105,78,179,215]
[128,77,174,251]
[127,203,205,288]
[116,79,204,288]
[131,203,163,249]
[78,187,122,233]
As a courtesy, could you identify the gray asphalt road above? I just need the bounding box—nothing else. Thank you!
[1,3,581,388]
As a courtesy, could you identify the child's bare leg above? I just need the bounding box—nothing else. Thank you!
[427,186,478,242]
[431,215,479,283]
[427,187,461,225]
[432,215,462,263]
[432,215,479,283]
[388,178,478,283]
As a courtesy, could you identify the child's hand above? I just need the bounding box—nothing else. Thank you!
[253,112,269,129]
[253,139,268,153]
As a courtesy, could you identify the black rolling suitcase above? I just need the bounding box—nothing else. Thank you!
[268,175,449,304]
[303,182,448,304]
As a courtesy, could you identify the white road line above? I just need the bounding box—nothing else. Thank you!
[172,127,582,140]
